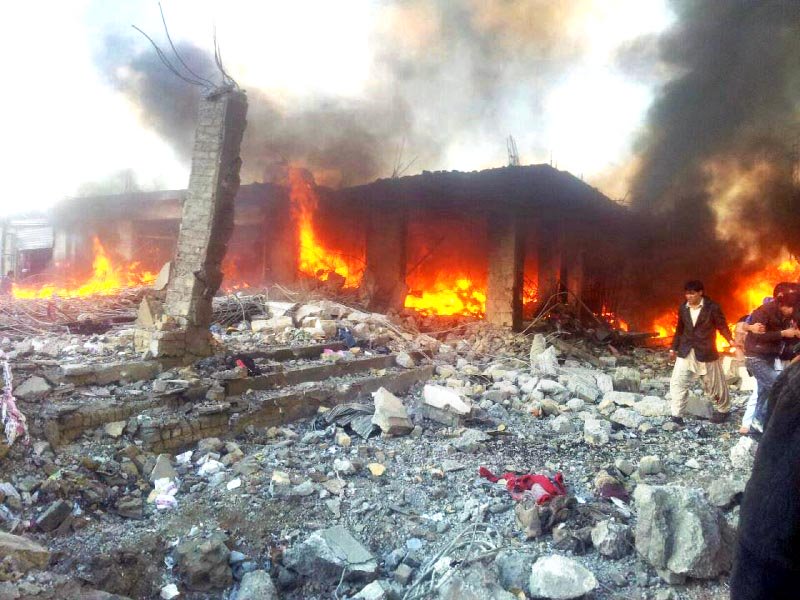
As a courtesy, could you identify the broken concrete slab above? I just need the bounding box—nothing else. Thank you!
[422,384,472,426]
[283,525,378,582]
[371,387,413,435]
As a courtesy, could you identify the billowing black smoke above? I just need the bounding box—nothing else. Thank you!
[92,1,598,188]
[624,0,800,322]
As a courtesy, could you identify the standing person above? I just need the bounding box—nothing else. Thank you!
[669,280,734,425]
[745,285,800,434]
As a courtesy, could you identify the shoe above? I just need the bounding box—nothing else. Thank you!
[670,416,685,425]
[710,411,730,424]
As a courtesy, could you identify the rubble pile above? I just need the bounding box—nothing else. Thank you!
[0,297,755,599]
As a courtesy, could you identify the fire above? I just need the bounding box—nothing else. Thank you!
[601,306,629,331]
[12,238,156,299]
[404,276,487,317]
[289,168,363,287]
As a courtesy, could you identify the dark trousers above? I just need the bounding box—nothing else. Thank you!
[731,541,799,599]
[746,356,779,431]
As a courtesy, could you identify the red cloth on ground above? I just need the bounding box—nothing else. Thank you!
[478,466,567,503]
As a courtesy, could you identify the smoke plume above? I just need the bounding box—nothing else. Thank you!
[625,0,800,321]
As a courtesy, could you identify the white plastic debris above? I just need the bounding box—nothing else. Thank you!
[160,583,180,599]
[226,478,242,491]
[176,451,193,465]
[148,477,179,510]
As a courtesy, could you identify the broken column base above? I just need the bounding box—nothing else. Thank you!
[134,326,214,358]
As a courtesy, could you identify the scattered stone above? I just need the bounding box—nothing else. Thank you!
[602,391,641,407]
[354,580,391,599]
[422,384,472,426]
[730,436,757,472]
[610,407,646,429]
[633,396,671,417]
[638,456,663,475]
[613,367,641,392]
[336,431,352,447]
[104,421,127,438]
[368,463,386,477]
[237,569,278,600]
[614,459,635,477]
[707,477,746,509]
[551,415,574,434]
[583,419,612,446]
[528,555,598,599]
[565,398,585,412]
[174,533,232,591]
[36,500,71,532]
[634,484,734,582]
[685,458,701,470]
[0,532,51,572]
[283,525,378,582]
[452,428,490,452]
[14,376,52,399]
[150,454,178,483]
[395,352,416,368]
[437,564,516,600]
[591,520,632,559]
[394,562,413,585]
[685,396,713,419]
[371,388,413,435]
[495,549,537,592]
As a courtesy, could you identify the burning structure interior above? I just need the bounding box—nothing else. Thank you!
[41,163,630,330]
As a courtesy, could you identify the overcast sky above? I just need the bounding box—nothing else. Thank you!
[2,0,675,215]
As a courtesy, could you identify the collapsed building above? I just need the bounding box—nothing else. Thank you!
[47,163,631,331]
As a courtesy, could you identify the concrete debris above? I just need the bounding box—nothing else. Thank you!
[371,387,413,435]
[0,531,51,572]
[528,555,598,599]
[237,569,278,600]
[14,375,52,399]
[590,520,632,559]
[174,533,232,591]
[730,436,758,472]
[283,525,378,581]
[437,564,516,599]
[0,297,752,599]
[634,484,734,582]
[583,418,612,446]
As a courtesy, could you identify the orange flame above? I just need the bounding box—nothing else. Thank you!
[404,276,487,317]
[12,238,156,299]
[289,168,363,288]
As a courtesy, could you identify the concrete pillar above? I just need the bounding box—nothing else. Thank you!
[485,213,524,329]
[116,220,135,261]
[361,206,407,312]
[142,89,248,358]
[565,246,584,305]
[536,220,564,306]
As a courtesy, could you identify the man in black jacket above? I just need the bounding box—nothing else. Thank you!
[731,362,800,599]
[744,285,800,434]
[669,280,734,424]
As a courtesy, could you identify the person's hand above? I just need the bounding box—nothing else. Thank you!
[749,323,766,334]
[781,328,800,338]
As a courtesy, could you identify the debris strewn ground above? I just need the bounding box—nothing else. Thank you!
[0,293,749,599]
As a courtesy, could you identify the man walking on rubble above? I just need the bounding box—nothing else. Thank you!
[744,284,800,435]
[668,280,734,425]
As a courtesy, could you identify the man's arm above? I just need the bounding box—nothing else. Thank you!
[671,307,684,353]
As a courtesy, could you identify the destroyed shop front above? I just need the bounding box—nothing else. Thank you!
[23,164,631,333]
